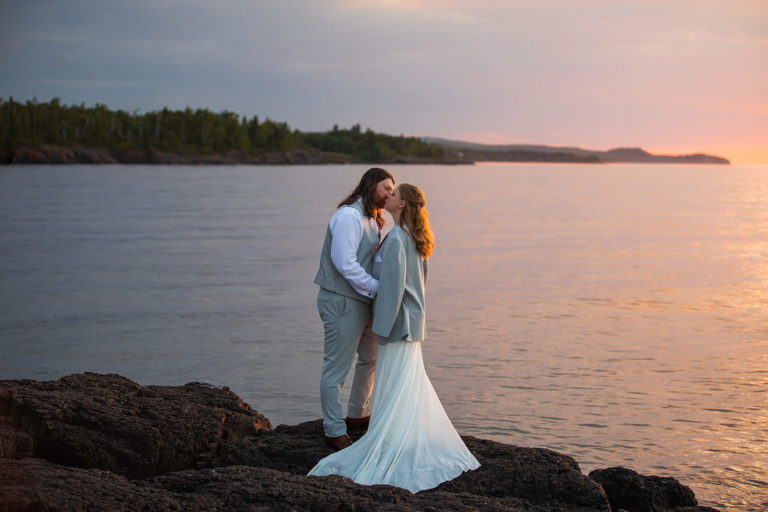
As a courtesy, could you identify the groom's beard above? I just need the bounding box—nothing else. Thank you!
[374,196,387,208]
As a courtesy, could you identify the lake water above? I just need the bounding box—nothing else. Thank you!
[0,163,766,510]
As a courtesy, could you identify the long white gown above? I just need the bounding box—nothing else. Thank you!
[308,339,480,493]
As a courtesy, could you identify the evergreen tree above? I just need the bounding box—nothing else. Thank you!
[0,98,445,162]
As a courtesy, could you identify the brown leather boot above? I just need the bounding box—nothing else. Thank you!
[324,434,352,451]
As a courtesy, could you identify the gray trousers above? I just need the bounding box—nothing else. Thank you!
[317,288,377,437]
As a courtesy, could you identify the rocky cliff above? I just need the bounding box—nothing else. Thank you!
[0,145,349,165]
[0,373,720,511]
[0,145,464,166]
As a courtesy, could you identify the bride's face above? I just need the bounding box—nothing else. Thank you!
[384,186,404,214]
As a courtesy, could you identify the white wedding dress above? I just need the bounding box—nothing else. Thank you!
[308,340,480,493]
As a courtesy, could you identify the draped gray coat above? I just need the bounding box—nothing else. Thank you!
[371,225,428,344]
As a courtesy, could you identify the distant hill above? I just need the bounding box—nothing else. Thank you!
[422,137,730,165]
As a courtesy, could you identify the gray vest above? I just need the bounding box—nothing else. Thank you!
[314,200,379,304]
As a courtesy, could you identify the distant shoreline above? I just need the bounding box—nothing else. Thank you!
[0,144,466,166]
[0,144,730,166]
[424,137,731,165]
[0,98,730,166]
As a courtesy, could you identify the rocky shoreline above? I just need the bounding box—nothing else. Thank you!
[0,372,720,511]
[0,145,461,166]
[0,144,730,166]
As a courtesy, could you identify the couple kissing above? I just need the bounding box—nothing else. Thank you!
[308,168,480,493]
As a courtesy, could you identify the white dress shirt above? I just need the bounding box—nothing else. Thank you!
[329,199,380,298]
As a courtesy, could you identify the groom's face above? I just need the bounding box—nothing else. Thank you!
[373,178,395,207]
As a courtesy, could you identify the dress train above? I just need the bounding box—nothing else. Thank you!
[308,340,480,493]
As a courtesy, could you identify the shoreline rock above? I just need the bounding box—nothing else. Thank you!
[0,372,720,511]
[0,145,467,166]
[0,372,271,479]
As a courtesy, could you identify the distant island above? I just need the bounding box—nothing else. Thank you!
[0,97,729,165]
[423,137,730,165]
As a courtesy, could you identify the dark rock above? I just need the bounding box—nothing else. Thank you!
[0,373,719,512]
[211,419,610,511]
[4,144,349,165]
[111,148,158,164]
[70,146,118,163]
[0,457,550,512]
[0,458,187,511]
[0,422,33,460]
[10,145,51,163]
[670,508,722,512]
[588,466,705,512]
[2,144,467,165]
[151,464,553,512]
[7,145,116,164]
[434,437,609,511]
[0,372,271,478]
[211,419,341,474]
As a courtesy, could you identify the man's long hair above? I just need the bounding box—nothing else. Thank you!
[397,183,434,258]
[338,167,395,229]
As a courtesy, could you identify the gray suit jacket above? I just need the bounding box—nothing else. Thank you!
[371,225,428,343]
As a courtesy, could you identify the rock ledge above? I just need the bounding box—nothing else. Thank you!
[0,373,719,512]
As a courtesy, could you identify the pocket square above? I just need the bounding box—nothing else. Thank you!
[375,254,383,263]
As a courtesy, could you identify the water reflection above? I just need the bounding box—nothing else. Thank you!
[0,163,766,509]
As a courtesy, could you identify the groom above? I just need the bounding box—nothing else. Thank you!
[314,167,395,450]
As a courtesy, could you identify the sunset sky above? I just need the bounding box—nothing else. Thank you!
[1,0,766,162]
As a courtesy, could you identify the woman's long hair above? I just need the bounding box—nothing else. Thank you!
[397,183,434,258]
[338,167,395,229]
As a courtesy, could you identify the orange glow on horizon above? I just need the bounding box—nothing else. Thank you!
[442,132,768,165]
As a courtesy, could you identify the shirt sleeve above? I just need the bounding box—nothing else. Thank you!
[329,207,379,298]
[371,234,406,338]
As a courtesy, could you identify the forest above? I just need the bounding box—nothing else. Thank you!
[0,97,445,162]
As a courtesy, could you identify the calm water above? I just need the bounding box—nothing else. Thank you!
[0,163,766,510]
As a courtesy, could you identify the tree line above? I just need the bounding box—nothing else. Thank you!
[0,97,444,161]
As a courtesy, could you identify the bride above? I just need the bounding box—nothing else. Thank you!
[308,183,480,493]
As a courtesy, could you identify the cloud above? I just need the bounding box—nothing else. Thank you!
[1,0,765,159]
